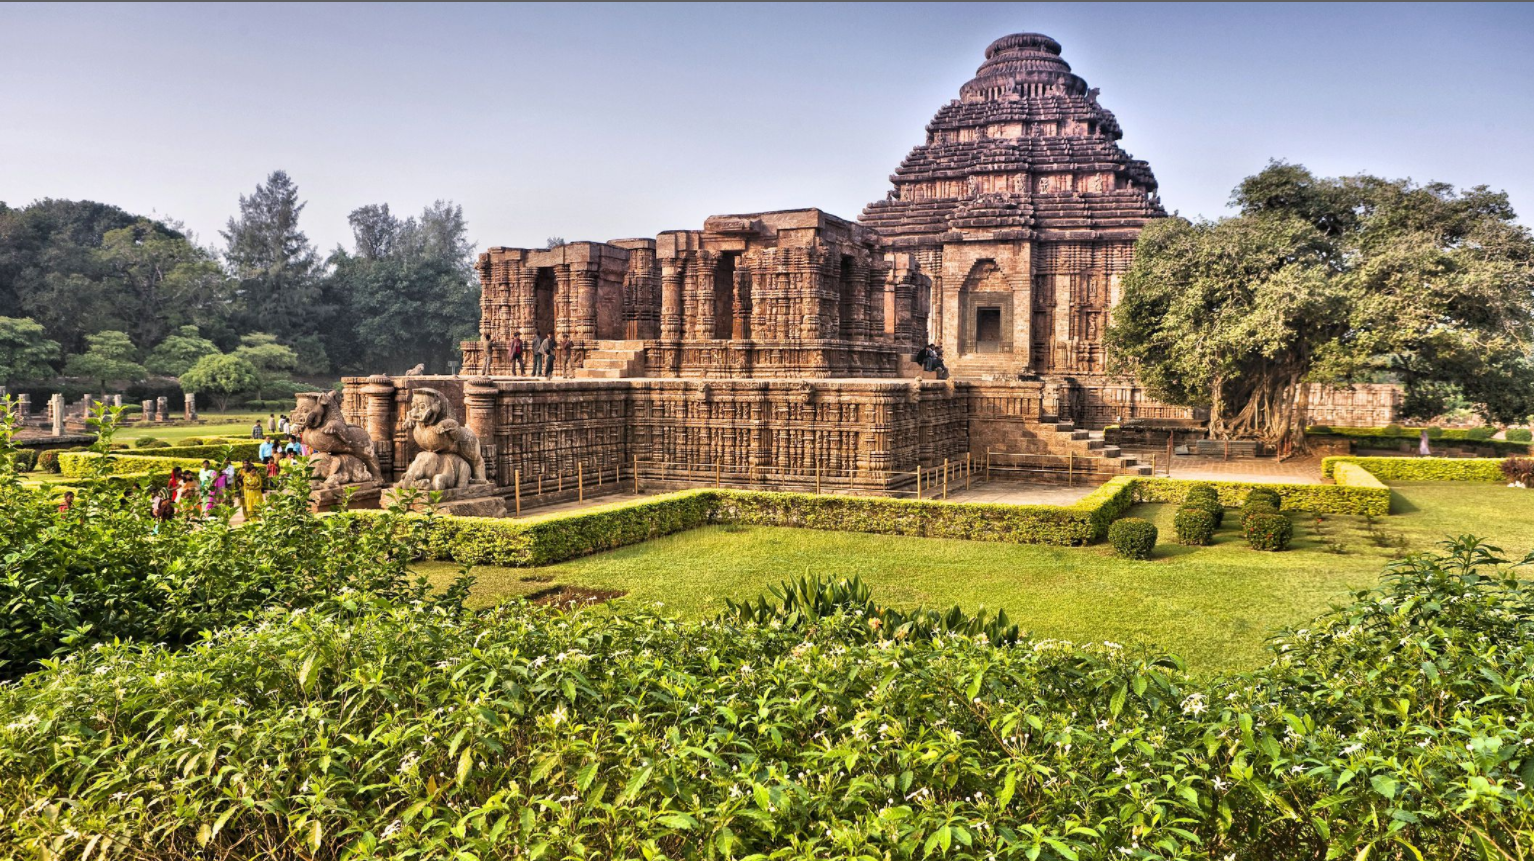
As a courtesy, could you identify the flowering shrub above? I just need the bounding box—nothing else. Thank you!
[1108,517,1158,559]
[1173,506,1216,545]
[2,539,1533,858]
[1244,511,1294,551]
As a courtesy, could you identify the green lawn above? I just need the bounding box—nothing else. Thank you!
[417,482,1532,673]
[112,414,267,443]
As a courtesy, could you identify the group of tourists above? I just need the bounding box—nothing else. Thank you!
[151,454,286,523]
[506,331,576,377]
[915,343,948,376]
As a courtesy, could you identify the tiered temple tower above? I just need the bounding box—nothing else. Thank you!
[860,32,1164,380]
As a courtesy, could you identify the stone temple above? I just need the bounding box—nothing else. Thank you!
[339,33,1381,507]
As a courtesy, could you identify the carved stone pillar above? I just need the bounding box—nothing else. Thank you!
[142,399,154,424]
[463,377,500,485]
[731,265,751,340]
[573,267,599,344]
[16,393,30,426]
[155,396,168,422]
[184,393,197,421]
[553,265,574,343]
[660,262,684,341]
[515,268,538,339]
[50,393,65,436]
[362,375,398,479]
[695,252,717,341]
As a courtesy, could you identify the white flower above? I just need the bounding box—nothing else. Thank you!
[550,706,568,726]
[382,819,403,839]
[1181,694,1207,716]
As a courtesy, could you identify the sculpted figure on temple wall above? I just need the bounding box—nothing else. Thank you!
[291,390,384,486]
[398,388,489,491]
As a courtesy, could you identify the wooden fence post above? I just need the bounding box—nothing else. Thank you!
[942,458,949,499]
[578,462,584,503]
[916,467,922,500]
[1068,452,1074,487]
[634,455,640,494]
[514,468,521,516]
[966,452,971,490]
[815,461,821,495]
[715,461,721,488]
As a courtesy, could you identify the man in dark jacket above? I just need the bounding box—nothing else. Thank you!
[510,332,526,376]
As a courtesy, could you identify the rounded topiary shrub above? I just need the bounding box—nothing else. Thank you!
[133,437,160,448]
[1245,511,1293,551]
[1508,428,1533,443]
[1467,426,1497,441]
[1109,517,1158,560]
[37,450,62,474]
[1246,487,1281,509]
[1241,501,1279,529]
[146,439,172,448]
[13,449,38,471]
[1173,506,1216,546]
[182,437,204,446]
[1187,496,1224,528]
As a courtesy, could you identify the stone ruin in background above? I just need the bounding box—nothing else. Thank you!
[334,32,1401,514]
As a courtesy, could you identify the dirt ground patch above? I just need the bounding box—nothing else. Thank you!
[526,585,626,611]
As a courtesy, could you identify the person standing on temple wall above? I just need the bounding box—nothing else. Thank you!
[510,331,526,376]
[540,333,555,378]
[530,333,545,377]
[560,334,575,376]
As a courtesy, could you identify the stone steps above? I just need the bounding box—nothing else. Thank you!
[575,342,647,379]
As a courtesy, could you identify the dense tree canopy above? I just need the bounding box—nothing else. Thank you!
[0,317,60,387]
[1107,162,1534,444]
[179,353,260,411]
[1,172,483,394]
[62,330,146,391]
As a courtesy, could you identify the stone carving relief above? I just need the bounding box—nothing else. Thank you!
[292,391,384,487]
[398,388,489,491]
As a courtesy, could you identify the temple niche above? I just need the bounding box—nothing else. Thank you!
[464,209,932,380]
[859,32,1164,381]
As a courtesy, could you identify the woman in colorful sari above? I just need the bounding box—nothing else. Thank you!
[239,460,266,518]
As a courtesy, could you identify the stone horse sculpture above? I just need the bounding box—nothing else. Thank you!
[291,390,383,486]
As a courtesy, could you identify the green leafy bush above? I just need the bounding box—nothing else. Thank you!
[0,413,449,678]
[1241,500,1279,529]
[1108,517,1158,559]
[1383,422,1402,434]
[35,449,61,473]
[132,436,160,448]
[12,449,37,471]
[1244,486,1281,508]
[1185,495,1224,528]
[1173,506,1215,545]
[181,436,204,446]
[3,540,1532,857]
[1322,456,1506,482]
[1467,426,1497,440]
[1133,476,1388,516]
[1508,428,1533,443]
[1244,511,1293,550]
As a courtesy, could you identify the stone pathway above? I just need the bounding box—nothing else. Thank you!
[1135,452,1326,485]
[941,481,1097,505]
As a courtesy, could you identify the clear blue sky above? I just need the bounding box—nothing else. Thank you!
[2,2,1530,254]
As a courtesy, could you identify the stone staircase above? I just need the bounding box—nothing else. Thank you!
[988,418,1155,479]
[575,340,647,379]
[1040,418,1154,477]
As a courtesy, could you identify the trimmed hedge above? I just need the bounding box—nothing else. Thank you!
[1307,426,1533,455]
[1321,456,1506,483]
[1108,517,1157,559]
[58,452,219,479]
[1245,511,1294,551]
[1173,507,1215,546]
[113,440,262,460]
[1132,477,1389,517]
[1332,461,1388,492]
[1508,428,1533,443]
[405,479,1146,567]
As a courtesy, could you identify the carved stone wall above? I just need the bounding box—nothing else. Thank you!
[1304,383,1402,428]
[468,209,932,381]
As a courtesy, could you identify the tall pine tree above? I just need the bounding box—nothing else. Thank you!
[221,171,322,342]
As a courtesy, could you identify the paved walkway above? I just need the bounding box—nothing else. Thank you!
[1130,451,1326,484]
[942,481,1097,505]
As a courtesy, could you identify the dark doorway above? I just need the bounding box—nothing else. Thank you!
[713,253,738,339]
[534,268,556,339]
[976,307,1002,352]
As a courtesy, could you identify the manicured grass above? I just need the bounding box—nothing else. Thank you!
[417,482,1532,673]
[112,414,267,443]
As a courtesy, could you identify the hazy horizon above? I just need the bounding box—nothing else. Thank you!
[2,2,1530,255]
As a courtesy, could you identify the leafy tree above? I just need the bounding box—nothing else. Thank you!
[97,220,232,348]
[62,330,146,391]
[179,353,259,411]
[544,236,565,249]
[145,325,221,377]
[1107,162,1534,445]
[323,200,479,373]
[222,171,322,341]
[233,332,299,400]
[0,317,61,386]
